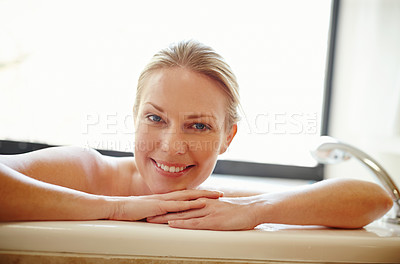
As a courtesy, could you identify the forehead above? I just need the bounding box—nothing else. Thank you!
[140,68,228,118]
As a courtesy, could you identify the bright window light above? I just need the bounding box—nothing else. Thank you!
[0,0,332,167]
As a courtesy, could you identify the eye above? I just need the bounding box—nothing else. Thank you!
[191,123,211,131]
[147,114,163,123]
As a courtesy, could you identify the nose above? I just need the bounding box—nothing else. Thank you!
[160,128,188,155]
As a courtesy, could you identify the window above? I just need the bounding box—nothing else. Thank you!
[0,0,336,180]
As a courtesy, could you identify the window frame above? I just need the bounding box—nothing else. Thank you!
[213,0,339,181]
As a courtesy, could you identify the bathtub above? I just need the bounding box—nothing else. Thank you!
[1,175,400,264]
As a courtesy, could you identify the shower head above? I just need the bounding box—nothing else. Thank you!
[310,136,352,164]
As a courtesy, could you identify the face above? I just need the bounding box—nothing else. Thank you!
[134,67,237,194]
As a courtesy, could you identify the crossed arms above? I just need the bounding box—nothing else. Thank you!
[0,146,393,230]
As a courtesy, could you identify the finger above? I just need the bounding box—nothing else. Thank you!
[166,190,223,201]
[160,189,223,201]
[168,218,208,230]
[147,208,206,223]
[159,199,206,215]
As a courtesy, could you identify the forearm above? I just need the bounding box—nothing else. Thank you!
[255,178,393,228]
[0,163,112,221]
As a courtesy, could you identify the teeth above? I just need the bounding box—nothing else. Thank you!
[155,161,187,173]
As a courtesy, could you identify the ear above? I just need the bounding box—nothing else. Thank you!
[219,124,237,154]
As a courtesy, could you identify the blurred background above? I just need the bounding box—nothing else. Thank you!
[1,0,399,185]
[0,0,330,168]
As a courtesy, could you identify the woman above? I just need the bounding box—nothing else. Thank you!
[0,40,393,230]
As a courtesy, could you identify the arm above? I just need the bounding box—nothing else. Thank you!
[148,178,394,230]
[0,147,221,221]
[0,162,110,221]
[253,178,393,228]
[0,146,120,195]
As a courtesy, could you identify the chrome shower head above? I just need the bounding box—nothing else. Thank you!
[310,136,352,164]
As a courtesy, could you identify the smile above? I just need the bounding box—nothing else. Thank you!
[151,159,194,174]
[156,162,186,173]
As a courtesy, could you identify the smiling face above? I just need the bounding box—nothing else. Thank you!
[134,67,237,194]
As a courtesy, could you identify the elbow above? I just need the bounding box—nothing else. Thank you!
[376,190,394,218]
[372,185,394,218]
[382,191,394,211]
[354,185,394,228]
[333,180,395,229]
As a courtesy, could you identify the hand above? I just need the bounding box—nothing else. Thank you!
[147,196,264,230]
[108,189,223,221]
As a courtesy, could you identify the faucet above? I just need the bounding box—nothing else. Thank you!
[311,136,400,225]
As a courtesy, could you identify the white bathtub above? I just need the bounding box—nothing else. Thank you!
[1,175,400,263]
[1,220,400,263]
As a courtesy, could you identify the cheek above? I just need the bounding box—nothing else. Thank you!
[189,137,222,172]
[134,124,159,157]
[186,145,219,189]
[188,139,221,157]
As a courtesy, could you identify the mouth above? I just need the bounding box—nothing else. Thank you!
[150,158,195,174]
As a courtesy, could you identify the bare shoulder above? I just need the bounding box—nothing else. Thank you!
[102,154,137,195]
[0,146,136,195]
[0,146,101,172]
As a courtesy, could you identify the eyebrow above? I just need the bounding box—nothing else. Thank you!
[144,102,165,114]
[184,113,217,120]
[144,102,217,120]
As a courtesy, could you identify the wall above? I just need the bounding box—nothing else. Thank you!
[326,0,400,188]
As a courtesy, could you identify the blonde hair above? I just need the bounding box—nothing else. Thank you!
[134,40,240,129]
